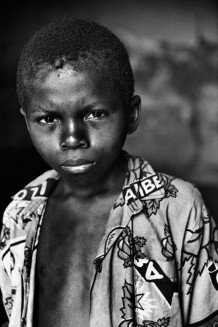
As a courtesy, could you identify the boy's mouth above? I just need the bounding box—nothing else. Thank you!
[60,158,96,174]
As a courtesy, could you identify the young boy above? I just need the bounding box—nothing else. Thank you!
[0,19,217,327]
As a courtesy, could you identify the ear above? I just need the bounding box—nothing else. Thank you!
[20,107,25,116]
[126,95,141,135]
[20,107,30,131]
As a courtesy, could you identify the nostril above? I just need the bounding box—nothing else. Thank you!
[60,143,68,150]
[60,135,89,150]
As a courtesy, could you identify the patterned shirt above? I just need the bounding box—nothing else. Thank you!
[0,153,218,327]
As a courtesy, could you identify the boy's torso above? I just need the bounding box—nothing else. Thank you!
[35,189,119,327]
[2,156,217,327]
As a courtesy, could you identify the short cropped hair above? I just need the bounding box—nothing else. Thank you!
[17,18,134,108]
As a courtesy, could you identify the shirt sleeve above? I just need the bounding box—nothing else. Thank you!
[180,187,218,326]
[0,204,13,319]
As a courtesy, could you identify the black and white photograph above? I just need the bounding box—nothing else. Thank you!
[0,1,217,326]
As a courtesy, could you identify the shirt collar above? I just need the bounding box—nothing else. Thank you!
[12,152,165,222]
[93,153,165,269]
[12,170,60,221]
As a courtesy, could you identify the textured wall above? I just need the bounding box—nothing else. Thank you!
[123,36,218,185]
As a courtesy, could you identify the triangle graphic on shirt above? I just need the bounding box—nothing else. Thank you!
[145,261,164,280]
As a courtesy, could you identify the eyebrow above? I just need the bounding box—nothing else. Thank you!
[31,100,118,114]
[31,106,56,113]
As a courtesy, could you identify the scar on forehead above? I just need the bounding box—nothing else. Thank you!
[32,60,77,82]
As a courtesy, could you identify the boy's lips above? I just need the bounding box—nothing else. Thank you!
[59,158,96,174]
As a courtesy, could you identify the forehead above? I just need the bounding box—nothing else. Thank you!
[29,66,122,107]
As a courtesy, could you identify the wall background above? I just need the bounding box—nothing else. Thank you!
[0,0,217,323]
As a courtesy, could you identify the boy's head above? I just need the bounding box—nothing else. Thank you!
[17,18,134,110]
[17,19,141,180]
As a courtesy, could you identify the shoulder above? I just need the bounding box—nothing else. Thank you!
[23,169,58,188]
[157,172,208,234]
[159,172,202,204]
[2,169,59,224]
[127,151,202,203]
[13,169,59,201]
[125,151,203,207]
[128,152,205,223]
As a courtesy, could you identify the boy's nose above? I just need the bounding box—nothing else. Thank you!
[60,120,89,150]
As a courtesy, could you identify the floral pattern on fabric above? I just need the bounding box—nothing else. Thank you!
[161,225,177,261]
[117,227,147,268]
[0,225,10,250]
[143,174,178,218]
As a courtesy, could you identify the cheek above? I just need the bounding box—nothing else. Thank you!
[31,138,58,168]
[28,128,55,156]
[32,139,51,160]
[95,124,126,152]
[111,120,127,145]
[28,130,44,148]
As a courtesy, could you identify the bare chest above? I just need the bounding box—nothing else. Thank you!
[35,197,112,327]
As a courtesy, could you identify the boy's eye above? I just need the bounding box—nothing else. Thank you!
[85,111,107,120]
[39,116,59,124]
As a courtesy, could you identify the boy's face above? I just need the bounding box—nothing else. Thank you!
[21,67,140,183]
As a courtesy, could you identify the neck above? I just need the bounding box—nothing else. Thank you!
[54,154,128,200]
